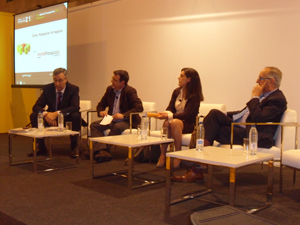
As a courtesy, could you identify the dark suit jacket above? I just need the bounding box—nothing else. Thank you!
[96,85,143,128]
[166,87,200,126]
[227,89,287,148]
[32,82,80,116]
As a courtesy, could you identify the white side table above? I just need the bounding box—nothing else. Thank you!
[166,146,274,212]
[89,134,174,189]
[8,128,79,173]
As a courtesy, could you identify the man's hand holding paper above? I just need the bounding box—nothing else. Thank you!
[100,115,113,125]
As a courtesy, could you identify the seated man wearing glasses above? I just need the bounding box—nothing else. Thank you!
[87,70,143,163]
[173,66,287,182]
[28,68,80,158]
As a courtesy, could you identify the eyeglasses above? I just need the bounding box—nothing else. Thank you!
[111,77,120,82]
[53,78,66,83]
[258,76,271,81]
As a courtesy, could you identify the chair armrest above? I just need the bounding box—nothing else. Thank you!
[279,123,300,149]
[293,124,300,149]
[80,108,92,113]
[87,110,158,135]
[129,110,157,134]
[87,110,97,137]
[230,122,298,152]
[79,108,92,126]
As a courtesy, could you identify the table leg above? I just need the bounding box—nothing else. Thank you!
[169,143,174,152]
[8,133,12,166]
[267,160,273,204]
[248,160,274,214]
[75,135,79,165]
[167,158,211,205]
[33,138,37,174]
[90,140,94,178]
[165,156,171,206]
[229,167,236,207]
[48,137,52,159]
[207,164,213,190]
[128,146,133,189]
[9,134,36,167]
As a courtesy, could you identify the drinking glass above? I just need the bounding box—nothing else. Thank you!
[137,125,141,140]
[243,138,249,155]
[66,122,72,131]
[161,127,168,140]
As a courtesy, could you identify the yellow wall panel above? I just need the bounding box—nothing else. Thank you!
[0,12,37,133]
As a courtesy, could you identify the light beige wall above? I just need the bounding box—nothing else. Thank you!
[68,0,300,124]
[0,12,36,133]
[2,0,300,132]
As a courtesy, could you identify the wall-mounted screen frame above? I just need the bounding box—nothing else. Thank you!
[12,2,68,88]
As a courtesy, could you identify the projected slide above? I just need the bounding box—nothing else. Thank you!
[14,3,68,86]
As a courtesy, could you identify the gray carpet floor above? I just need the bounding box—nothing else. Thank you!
[1,133,300,225]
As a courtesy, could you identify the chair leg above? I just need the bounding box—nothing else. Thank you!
[280,164,283,193]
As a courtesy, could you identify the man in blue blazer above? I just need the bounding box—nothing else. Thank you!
[28,68,80,158]
[173,66,287,182]
[88,70,143,162]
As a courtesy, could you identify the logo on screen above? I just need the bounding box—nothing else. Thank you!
[18,16,31,24]
[17,43,31,55]
[37,50,60,58]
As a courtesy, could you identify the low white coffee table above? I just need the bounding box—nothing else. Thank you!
[89,134,174,189]
[8,128,79,173]
[166,146,274,212]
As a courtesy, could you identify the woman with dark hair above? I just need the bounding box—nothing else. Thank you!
[155,68,204,169]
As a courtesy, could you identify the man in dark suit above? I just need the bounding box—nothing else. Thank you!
[87,70,143,162]
[28,68,80,158]
[173,66,287,182]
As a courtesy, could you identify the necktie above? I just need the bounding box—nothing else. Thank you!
[112,94,119,116]
[57,92,62,110]
[233,107,249,122]
[259,93,265,101]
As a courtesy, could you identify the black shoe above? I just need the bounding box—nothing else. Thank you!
[83,149,100,160]
[83,149,90,160]
[27,147,47,157]
[70,149,77,158]
[94,150,112,163]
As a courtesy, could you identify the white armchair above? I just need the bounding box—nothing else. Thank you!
[122,101,157,135]
[182,103,226,147]
[149,103,227,148]
[87,101,157,136]
[80,100,92,137]
[227,109,297,162]
[41,100,92,137]
[280,123,300,193]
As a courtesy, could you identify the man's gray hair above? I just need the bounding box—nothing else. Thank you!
[265,66,282,88]
[53,68,68,77]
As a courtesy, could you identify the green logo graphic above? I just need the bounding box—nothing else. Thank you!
[17,43,31,55]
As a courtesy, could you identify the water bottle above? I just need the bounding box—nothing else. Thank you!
[196,116,205,151]
[249,125,258,155]
[140,116,148,140]
[58,112,64,132]
[37,112,43,132]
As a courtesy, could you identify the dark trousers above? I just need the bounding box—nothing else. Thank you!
[90,119,130,151]
[30,111,81,149]
[204,109,246,146]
